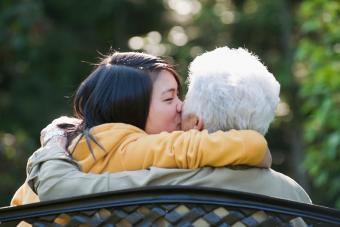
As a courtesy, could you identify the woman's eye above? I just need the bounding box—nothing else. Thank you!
[164,98,173,102]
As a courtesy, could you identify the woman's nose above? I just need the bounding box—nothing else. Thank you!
[177,100,183,112]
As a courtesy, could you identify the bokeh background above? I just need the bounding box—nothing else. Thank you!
[0,0,339,208]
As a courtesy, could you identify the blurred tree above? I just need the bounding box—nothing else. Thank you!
[151,0,310,190]
[0,0,169,206]
[0,0,45,204]
[295,0,340,208]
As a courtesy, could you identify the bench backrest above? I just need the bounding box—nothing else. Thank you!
[1,186,339,226]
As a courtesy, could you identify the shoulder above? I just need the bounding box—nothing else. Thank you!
[90,123,145,134]
[263,169,312,203]
[267,169,303,188]
[190,167,312,204]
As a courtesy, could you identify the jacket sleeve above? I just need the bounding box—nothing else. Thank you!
[27,145,140,201]
[116,129,271,171]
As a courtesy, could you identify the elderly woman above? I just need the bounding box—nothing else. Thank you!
[12,50,271,207]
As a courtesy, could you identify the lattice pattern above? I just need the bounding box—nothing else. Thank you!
[20,203,315,227]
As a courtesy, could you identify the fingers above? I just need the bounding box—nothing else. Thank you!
[51,116,82,126]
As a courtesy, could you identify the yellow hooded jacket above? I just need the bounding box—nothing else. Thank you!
[12,123,269,207]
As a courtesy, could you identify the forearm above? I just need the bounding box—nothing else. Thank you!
[122,129,271,170]
[27,145,142,201]
[35,160,111,200]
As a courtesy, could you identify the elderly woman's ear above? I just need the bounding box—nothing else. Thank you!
[181,113,204,131]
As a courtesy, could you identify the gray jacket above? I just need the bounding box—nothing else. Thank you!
[27,145,312,203]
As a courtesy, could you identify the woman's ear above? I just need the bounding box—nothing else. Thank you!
[194,117,204,131]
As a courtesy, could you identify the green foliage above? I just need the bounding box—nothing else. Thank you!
[0,0,168,206]
[0,131,36,203]
[0,0,339,208]
[295,0,340,208]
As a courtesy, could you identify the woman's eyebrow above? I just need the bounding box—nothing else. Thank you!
[161,88,176,95]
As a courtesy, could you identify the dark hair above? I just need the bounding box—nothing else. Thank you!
[63,52,181,157]
[74,65,152,130]
[104,52,181,91]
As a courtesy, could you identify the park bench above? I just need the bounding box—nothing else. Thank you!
[0,186,339,226]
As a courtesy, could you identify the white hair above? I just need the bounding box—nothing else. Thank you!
[183,46,280,135]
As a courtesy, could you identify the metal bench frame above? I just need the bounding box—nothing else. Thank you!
[1,186,339,226]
